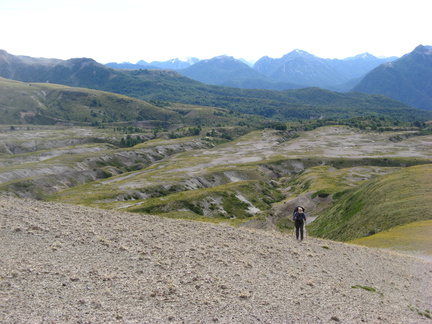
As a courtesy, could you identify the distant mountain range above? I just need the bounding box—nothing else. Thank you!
[253,50,397,91]
[106,50,397,92]
[106,57,200,71]
[103,46,432,111]
[178,55,301,90]
[0,47,431,120]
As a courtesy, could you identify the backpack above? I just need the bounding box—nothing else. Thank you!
[292,206,305,221]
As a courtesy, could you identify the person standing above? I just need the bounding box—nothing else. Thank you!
[293,206,307,240]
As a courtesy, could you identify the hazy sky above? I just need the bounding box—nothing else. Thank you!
[1,0,430,63]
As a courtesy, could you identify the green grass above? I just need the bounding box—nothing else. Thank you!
[351,285,383,296]
[408,305,432,319]
[349,220,432,256]
[286,165,385,198]
[0,78,181,125]
[308,164,432,241]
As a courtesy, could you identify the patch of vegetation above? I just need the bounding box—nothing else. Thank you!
[275,216,294,231]
[408,305,431,319]
[349,220,432,256]
[311,190,330,199]
[285,164,392,199]
[351,285,383,296]
[309,164,432,241]
[332,189,350,200]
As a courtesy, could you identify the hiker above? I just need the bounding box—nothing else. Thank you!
[293,206,307,240]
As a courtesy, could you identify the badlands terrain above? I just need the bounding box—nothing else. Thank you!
[1,195,431,323]
[1,123,432,323]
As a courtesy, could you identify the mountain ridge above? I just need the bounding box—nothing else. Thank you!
[253,49,397,91]
[2,49,427,122]
[104,49,398,92]
[178,55,301,90]
[353,45,432,110]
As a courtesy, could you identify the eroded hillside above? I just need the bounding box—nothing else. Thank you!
[1,125,431,231]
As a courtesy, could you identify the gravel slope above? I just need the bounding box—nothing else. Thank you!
[1,196,431,323]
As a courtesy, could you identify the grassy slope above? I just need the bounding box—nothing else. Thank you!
[0,77,267,127]
[0,77,181,125]
[308,164,432,241]
[285,165,398,198]
[349,220,432,259]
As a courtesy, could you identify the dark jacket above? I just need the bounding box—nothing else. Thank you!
[293,211,306,222]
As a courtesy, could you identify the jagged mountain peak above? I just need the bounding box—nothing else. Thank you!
[413,44,432,55]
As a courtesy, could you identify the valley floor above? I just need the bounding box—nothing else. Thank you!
[1,195,431,323]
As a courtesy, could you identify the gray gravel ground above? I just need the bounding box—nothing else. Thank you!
[1,196,431,323]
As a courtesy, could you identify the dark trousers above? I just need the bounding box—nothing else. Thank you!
[295,220,304,240]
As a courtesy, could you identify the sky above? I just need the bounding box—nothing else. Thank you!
[1,0,430,64]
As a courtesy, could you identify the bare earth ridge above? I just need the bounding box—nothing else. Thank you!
[1,195,431,323]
